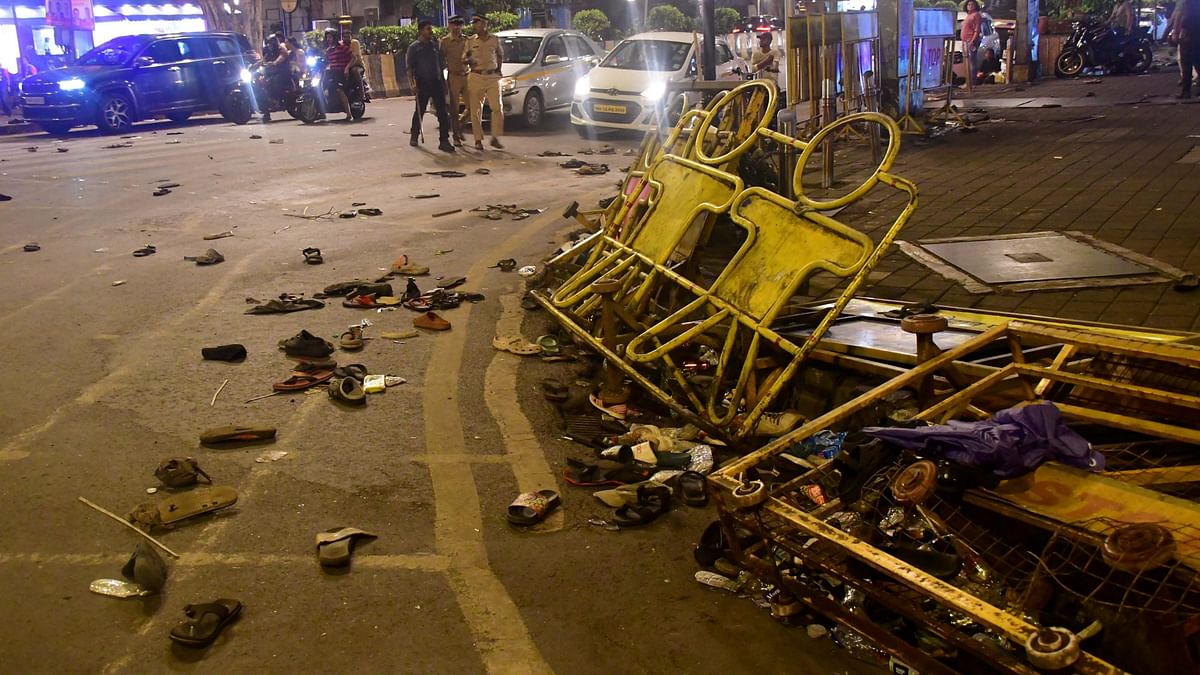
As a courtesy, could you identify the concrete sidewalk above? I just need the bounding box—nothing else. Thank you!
[847,69,1200,332]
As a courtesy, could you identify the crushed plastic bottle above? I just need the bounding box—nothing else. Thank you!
[90,579,150,598]
[830,626,890,665]
[694,571,742,593]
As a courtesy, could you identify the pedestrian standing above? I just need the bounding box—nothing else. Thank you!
[1171,0,1200,97]
[0,68,11,117]
[464,14,505,150]
[961,0,983,93]
[440,15,469,147]
[407,21,456,153]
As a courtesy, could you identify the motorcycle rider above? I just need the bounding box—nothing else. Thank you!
[1109,0,1135,36]
[323,27,354,121]
[261,34,291,123]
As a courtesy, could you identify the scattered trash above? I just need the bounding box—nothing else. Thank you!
[427,170,466,178]
[104,142,133,149]
[146,487,158,495]
[269,138,284,144]
[412,193,440,199]
[475,168,490,175]
[90,579,151,598]
[432,209,462,218]
[249,134,263,139]
[254,450,289,463]
[210,379,229,406]
[22,243,39,252]
[204,231,234,241]
[183,248,224,265]
[56,147,68,153]
[518,265,538,277]
[111,280,127,286]
[381,330,418,340]
[384,375,406,387]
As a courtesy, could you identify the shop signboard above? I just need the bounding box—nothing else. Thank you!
[45,0,95,30]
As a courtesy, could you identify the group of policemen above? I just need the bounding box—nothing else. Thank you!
[405,14,505,154]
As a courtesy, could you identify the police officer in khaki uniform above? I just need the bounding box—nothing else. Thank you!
[439,15,468,147]
[464,14,505,150]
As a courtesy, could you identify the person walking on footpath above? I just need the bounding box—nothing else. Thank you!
[961,0,983,93]
[464,14,505,150]
[1171,0,1200,97]
[407,21,456,153]
[440,15,469,147]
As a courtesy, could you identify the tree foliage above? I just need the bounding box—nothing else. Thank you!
[647,5,691,32]
[572,9,611,40]
[485,11,520,30]
[198,0,264,54]
[715,7,740,35]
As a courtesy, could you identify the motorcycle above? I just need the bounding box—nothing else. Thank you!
[1055,18,1153,78]
[297,54,368,123]
[221,62,302,125]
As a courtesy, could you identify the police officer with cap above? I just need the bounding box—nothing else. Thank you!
[440,15,468,147]
[464,13,505,150]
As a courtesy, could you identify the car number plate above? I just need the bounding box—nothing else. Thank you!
[24,96,44,105]
[594,103,626,114]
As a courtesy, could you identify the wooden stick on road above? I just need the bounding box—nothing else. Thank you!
[211,379,229,406]
[77,496,181,559]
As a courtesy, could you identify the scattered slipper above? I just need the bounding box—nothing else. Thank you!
[492,335,540,355]
[332,363,368,381]
[153,188,171,196]
[169,599,243,649]
[414,311,451,331]
[678,471,709,507]
[381,330,418,340]
[186,248,224,265]
[612,485,671,527]
[507,490,561,526]
[358,208,382,216]
[589,392,629,420]
[536,335,561,356]
[593,480,671,508]
[316,527,377,567]
[128,485,239,530]
[133,245,156,257]
[490,258,517,271]
[278,330,334,357]
[302,247,323,265]
[203,231,234,240]
[540,378,569,402]
[245,297,325,315]
[328,376,366,404]
[273,368,334,391]
[122,542,168,593]
[343,294,380,309]
[390,256,430,276]
[339,326,364,350]
[22,243,39,252]
[521,293,539,311]
[199,426,276,444]
[436,276,466,289]
[201,343,247,362]
[155,456,212,487]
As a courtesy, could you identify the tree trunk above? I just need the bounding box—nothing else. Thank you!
[196,0,264,55]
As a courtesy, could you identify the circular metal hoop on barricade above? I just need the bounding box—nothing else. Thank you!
[793,112,902,211]
[692,80,778,167]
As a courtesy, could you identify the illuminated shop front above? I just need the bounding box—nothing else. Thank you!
[1,2,205,73]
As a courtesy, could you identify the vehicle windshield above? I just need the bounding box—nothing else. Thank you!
[600,40,691,72]
[501,36,543,64]
[76,36,146,67]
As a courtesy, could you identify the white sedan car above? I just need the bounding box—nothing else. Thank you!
[492,28,602,127]
[570,31,741,135]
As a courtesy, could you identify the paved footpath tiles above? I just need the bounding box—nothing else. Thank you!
[842,69,1200,332]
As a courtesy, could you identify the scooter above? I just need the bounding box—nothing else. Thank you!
[297,55,368,123]
[1055,18,1153,78]
[221,62,302,125]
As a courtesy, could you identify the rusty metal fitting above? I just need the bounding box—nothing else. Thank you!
[900,313,948,335]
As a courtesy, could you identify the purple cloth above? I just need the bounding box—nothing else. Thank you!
[863,402,1104,477]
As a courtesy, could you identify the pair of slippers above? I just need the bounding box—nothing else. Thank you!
[610,485,671,527]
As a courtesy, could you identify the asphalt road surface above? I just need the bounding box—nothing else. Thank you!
[0,100,861,674]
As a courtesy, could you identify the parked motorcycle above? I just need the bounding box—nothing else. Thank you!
[297,55,368,123]
[1055,18,1153,78]
[221,62,302,125]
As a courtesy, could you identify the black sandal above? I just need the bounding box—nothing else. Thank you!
[169,599,243,648]
[612,485,671,527]
[678,471,709,507]
[302,247,323,265]
[133,245,156,257]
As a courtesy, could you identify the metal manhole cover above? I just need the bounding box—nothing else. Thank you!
[897,231,1185,294]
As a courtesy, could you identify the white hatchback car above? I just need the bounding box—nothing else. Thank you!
[493,28,602,127]
[570,31,741,135]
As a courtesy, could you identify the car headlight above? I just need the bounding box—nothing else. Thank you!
[58,78,86,91]
[641,81,666,102]
[311,73,321,88]
[306,55,318,68]
[240,68,253,84]
[574,76,590,98]
[499,77,516,94]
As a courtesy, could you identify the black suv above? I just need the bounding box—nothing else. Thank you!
[19,32,256,135]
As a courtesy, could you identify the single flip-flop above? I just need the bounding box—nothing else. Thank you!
[536,335,561,356]
[562,458,653,487]
[316,527,377,567]
[612,485,671,527]
[121,541,168,593]
[492,335,541,356]
[589,393,629,420]
[339,326,364,350]
[507,490,562,526]
[189,248,224,265]
[199,425,277,444]
[678,471,709,507]
[343,295,380,309]
[273,369,334,391]
[169,598,243,648]
[302,247,324,265]
[333,363,368,381]
[133,245,156,257]
[22,243,40,252]
[128,485,239,530]
[391,255,430,276]
[540,378,569,402]
[436,276,466,289]
[358,208,383,216]
[328,376,366,404]
[490,258,517,271]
